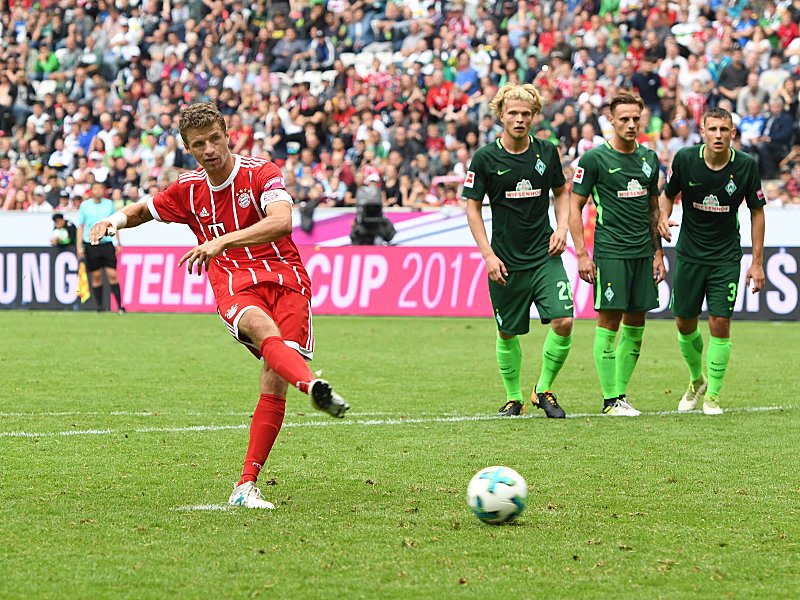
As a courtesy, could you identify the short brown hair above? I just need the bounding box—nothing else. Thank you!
[490,83,543,120]
[702,107,734,126]
[609,91,644,114]
[178,102,227,145]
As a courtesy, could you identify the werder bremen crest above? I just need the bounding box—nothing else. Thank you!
[535,158,546,175]
[642,161,652,178]
[725,179,737,195]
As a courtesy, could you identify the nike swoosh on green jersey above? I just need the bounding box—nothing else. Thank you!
[608,167,622,173]
[497,169,511,175]
[563,304,574,310]
[689,181,703,187]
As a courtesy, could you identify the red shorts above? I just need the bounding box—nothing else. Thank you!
[217,283,314,360]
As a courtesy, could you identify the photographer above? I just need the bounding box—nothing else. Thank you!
[50,213,77,251]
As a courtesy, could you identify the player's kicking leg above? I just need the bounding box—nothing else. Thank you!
[255,336,350,418]
[221,290,350,509]
[223,290,351,419]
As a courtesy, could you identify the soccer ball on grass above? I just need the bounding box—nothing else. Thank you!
[467,466,527,524]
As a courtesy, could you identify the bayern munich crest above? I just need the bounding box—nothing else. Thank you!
[237,190,251,208]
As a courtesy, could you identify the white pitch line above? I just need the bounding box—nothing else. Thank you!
[0,405,787,439]
[0,410,405,418]
[174,504,231,512]
[0,428,115,438]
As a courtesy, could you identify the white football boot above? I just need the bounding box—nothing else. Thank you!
[678,376,708,412]
[603,396,641,417]
[228,481,275,509]
[702,395,723,416]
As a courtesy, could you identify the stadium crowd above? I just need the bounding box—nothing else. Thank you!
[2,0,800,217]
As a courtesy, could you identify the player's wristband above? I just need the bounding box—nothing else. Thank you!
[101,212,128,236]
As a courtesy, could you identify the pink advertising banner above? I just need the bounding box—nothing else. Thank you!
[115,246,601,318]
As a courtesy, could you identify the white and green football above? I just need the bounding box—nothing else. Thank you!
[467,466,527,524]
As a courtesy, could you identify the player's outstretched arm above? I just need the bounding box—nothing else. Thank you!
[746,207,766,293]
[568,191,595,284]
[179,199,293,275]
[89,201,154,245]
[549,184,569,257]
[466,198,507,286]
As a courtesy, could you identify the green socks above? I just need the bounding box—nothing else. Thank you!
[593,326,618,400]
[678,328,704,382]
[615,324,644,397]
[707,336,731,397]
[496,335,523,401]
[536,330,573,392]
[497,330,572,401]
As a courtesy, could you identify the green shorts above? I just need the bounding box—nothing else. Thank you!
[669,257,740,319]
[488,256,573,335]
[594,256,658,313]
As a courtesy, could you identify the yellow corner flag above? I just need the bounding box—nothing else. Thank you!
[77,261,91,303]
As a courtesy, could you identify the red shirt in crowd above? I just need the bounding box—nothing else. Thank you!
[778,22,799,49]
[426,81,453,114]
[228,125,254,154]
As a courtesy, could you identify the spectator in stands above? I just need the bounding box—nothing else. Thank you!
[631,55,662,117]
[717,47,749,107]
[3,0,800,218]
[737,72,769,118]
[757,97,796,180]
[576,122,605,157]
[33,45,60,82]
[28,186,53,213]
[673,120,701,153]
[272,29,305,74]
[760,52,791,99]
[292,29,336,75]
[455,51,480,97]
[740,98,766,154]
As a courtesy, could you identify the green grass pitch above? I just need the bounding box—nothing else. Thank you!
[2,312,799,599]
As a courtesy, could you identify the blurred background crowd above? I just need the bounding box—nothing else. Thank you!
[3,0,800,218]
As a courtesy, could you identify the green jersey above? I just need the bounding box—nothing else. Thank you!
[463,136,566,270]
[665,144,764,264]
[572,141,660,259]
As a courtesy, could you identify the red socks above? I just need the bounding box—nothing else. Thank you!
[238,394,286,486]
[259,336,314,393]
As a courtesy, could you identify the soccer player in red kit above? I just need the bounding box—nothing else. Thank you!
[89,103,349,509]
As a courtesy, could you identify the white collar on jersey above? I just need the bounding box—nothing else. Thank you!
[208,154,242,192]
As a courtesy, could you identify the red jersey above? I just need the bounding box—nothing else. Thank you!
[147,154,311,302]
[426,82,453,113]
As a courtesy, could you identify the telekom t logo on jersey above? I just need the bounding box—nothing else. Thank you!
[208,222,226,238]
